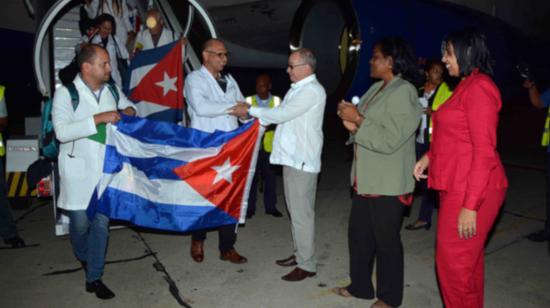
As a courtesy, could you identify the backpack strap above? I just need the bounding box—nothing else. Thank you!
[67,80,119,111]
[106,80,120,107]
[66,82,79,111]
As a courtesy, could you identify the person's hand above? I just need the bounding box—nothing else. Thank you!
[342,120,358,134]
[337,100,363,124]
[94,111,121,125]
[228,102,250,118]
[523,79,536,89]
[424,107,433,115]
[413,154,429,181]
[120,107,136,116]
[180,37,188,45]
[458,208,477,239]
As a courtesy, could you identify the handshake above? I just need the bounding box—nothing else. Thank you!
[227,102,251,119]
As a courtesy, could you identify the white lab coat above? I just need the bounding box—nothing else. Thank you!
[84,0,133,46]
[184,66,244,133]
[51,75,135,210]
[85,34,129,87]
[249,74,326,173]
[135,27,177,50]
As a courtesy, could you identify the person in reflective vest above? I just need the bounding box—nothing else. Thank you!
[0,85,26,248]
[246,74,283,218]
[406,60,452,231]
[523,78,550,242]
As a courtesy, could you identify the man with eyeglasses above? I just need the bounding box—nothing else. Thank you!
[183,38,248,264]
[229,48,327,281]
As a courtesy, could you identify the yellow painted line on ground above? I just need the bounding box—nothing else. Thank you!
[8,172,20,197]
[19,175,28,197]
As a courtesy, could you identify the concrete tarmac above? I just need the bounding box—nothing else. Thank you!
[1,141,549,308]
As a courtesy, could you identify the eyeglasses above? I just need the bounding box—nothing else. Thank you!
[205,50,229,58]
[287,63,307,70]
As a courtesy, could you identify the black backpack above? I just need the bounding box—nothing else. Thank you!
[40,81,120,160]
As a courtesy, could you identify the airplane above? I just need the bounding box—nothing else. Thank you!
[0,0,536,119]
[0,0,542,180]
[0,0,545,156]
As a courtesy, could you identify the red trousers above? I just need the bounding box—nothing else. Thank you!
[436,188,506,308]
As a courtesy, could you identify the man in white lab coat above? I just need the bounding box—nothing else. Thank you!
[52,44,136,300]
[184,39,248,264]
[134,8,178,52]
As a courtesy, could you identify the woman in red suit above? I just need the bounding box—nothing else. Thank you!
[413,28,508,308]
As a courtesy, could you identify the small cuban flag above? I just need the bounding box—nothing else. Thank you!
[123,41,184,123]
[87,116,263,232]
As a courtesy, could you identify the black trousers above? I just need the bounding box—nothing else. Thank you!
[191,224,237,253]
[347,194,404,307]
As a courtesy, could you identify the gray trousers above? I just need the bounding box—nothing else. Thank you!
[283,166,318,272]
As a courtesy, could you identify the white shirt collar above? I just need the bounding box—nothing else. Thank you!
[291,74,317,89]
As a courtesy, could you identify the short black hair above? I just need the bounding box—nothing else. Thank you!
[444,28,493,76]
[95,13,117,35]
[77,43,104,70]
[376,37,419,84]
[425,58,445,71]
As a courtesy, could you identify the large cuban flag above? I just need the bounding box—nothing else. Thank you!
[123,41,184,123]
[87,116,263,232]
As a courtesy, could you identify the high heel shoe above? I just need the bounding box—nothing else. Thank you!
[404,221,431,231]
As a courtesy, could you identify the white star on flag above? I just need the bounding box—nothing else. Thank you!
[212,158,240,184]
[155,72,178,96]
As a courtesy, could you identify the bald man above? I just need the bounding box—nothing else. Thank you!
[52,44,136,299]
[134,8,177,51]
[184,39,248,264]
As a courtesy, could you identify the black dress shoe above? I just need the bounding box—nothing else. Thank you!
[281,267,316,282]
[86,280,115,299]
[246,212,255,219]
[266,209,283,217]
[275,255,297,267]
[4,236,25,248]
[404,221,431,231]
[527,229,550,242]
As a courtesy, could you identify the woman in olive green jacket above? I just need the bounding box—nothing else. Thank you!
[333,37,422,308]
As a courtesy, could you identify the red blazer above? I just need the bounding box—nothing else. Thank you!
[428,70,508,211]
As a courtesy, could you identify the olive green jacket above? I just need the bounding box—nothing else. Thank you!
[350,76,422,195]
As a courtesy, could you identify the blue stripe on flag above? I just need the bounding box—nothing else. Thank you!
[115,115,256,149]
[94,187,237,232]
[104,145,187,179]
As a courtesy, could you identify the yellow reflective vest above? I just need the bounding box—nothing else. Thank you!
[542,108,550,147]
[245,95,281,152]
[0,85,5,156]
[428,82,453,141]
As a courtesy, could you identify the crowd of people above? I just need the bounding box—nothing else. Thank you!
[3,4,548,305]
[64,1,181,88]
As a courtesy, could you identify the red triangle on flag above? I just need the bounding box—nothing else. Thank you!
[173,121,260,220]
[130,43,184,109]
